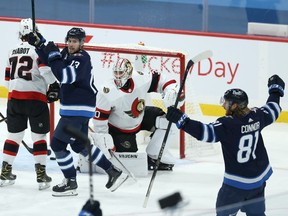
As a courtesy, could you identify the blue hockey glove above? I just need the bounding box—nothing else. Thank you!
[166,106,189,129]
[79,200,102,216]
[44,42,61,63]
[28,32,46,50]
[268,74,285,97]
[47,81,60,103]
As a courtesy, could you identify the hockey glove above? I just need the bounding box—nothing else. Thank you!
[45,42,61,63]
[47,81,60,103]
[79,200,102,216]
[163,84,185,108]
[166,106,189,129]
[28,32,46,50]
[268,74,285,97]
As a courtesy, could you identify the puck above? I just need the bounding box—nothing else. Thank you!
[50,157,56,160]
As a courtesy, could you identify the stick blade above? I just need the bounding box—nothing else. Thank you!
[191,50,213,64]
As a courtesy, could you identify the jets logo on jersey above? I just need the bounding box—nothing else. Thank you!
[124,98,145,118]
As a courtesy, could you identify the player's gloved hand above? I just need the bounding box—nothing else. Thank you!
[44,41,61,63]
[166,106,188,129]
[91,133,115,159]
[28,32,46,50]
[268,74,285,97]
[47,81,60,103]
[79,200,102,216]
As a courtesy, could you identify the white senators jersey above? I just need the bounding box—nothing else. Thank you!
[93,71,176,133]
[5,41,56,103]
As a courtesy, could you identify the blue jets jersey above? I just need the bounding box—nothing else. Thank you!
[49,47,97,118]
[181,96,281,190]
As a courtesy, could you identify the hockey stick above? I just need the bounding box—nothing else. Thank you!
[64,125,94,204]
[0,112,51,156]
[143,50,213,208]
[88,126,137,181]
[31,0,36,31]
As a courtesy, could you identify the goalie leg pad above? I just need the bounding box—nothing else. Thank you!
[146,129,176,165]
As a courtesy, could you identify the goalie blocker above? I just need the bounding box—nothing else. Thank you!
[77,152,148,177]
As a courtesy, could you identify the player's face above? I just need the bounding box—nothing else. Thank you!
[221,97,233,116]
[67,38,81,54]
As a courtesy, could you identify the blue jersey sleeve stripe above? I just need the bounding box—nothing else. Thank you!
[201,123,216,143]
[262,102,280,122]
[61,66,76,84]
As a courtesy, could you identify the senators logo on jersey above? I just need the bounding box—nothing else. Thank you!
[124,98,145,118]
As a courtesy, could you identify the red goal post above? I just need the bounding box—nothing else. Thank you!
[50,43,189,158]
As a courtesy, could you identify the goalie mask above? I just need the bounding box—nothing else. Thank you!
[65,27,86,45]
[113,58,133,88]
[19,18,38,39]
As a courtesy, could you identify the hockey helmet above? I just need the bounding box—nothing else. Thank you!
[222,88,248,109]
[113,58,133,88]
[19,18,38,38]
[65,27,86,44]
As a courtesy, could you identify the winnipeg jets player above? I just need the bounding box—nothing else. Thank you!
[28,27,128,196]
[92,57,184,171]
[166,75,285,215]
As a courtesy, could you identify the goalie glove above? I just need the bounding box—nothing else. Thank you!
[268,74,285,97]
[163,84,185,108]
[47,81,60,103]
[91,133,115,159]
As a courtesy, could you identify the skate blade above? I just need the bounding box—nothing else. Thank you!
[38,182,51,190]
[52,190,78,197]
[110,173,129,192]
[0,179,15,187]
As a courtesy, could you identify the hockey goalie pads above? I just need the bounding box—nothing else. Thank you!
[91,132,115,159]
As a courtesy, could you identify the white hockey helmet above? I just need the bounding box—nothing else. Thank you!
[113,58,133,88]
[19,18,37,38]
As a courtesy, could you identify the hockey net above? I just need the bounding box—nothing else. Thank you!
[50,43,218,159]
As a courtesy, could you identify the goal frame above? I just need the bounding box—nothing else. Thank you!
[49,43,187,158]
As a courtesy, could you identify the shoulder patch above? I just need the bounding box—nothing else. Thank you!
[103,87,110,93]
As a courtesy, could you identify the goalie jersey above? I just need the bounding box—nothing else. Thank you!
[93,71,176,133]
[181,97,281,190]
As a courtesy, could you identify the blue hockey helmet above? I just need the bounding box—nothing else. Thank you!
[223,88,248,109]
[65,27,86,44]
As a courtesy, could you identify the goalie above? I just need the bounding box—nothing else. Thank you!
[91,56,184,171]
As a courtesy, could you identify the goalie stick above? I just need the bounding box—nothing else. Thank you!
[143,50,213,208]
[0,112,51,156]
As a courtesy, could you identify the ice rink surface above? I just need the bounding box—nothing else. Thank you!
[0,98,287,216]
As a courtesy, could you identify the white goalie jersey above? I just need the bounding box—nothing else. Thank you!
[93,71,177,133]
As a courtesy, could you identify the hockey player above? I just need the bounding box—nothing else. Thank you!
[28,27,128,196]
[92,57,184,171]
[0,18,59,190]
[166,75,285,216]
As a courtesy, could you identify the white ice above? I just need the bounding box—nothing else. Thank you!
[0,98,287,216]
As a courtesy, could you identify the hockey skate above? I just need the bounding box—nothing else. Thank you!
[35,163,52,190]
[148,156,174,171]
[0,161,16,187]
[105,165,128,192]
[52,178,78,197]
